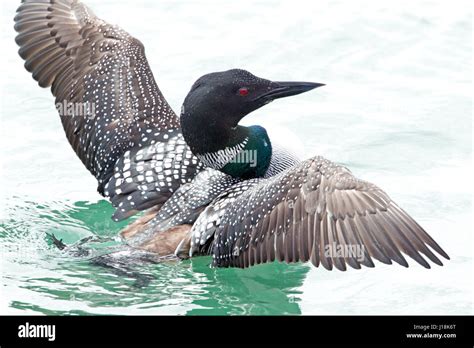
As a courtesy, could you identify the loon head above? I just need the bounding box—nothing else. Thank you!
[180,69,324,178]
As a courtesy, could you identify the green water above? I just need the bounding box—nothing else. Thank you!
[1,0,472,315]
[1,199,308,315]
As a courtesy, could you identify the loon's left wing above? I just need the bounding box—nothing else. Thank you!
[14,0,204,220]
[204,156,449,269]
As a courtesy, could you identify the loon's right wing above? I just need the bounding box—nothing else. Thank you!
[14,0,204,220]
[202,156,449,269]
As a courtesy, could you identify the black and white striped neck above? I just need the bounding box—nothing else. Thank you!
[180,115,272,179]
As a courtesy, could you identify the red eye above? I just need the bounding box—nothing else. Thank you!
[238,87,249,96]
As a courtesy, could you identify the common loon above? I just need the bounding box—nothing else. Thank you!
[14,0,449,270]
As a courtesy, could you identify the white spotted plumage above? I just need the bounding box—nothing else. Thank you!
[15,0,449,271]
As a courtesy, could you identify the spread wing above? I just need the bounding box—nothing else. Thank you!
[14,0,204,219]
[210,156,449,269]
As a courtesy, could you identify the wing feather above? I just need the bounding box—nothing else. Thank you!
[15,0,204,220]
[207,156,449,270]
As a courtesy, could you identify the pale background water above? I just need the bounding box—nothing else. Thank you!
[0,0,472,315]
